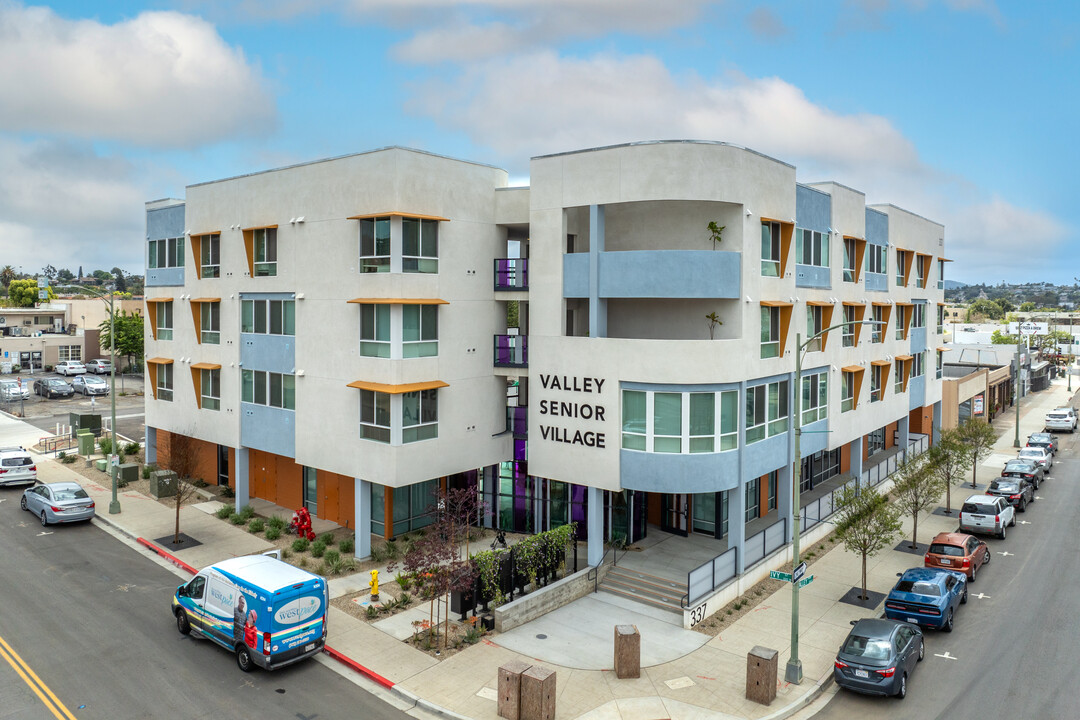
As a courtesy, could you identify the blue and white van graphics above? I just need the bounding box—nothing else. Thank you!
[172,554,328,672]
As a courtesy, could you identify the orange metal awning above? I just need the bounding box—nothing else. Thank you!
[145,297,173,303]
[760,300,794,307]
[242,224,278,231]
[894,354,914,361]
[191,362,221,370]
[842,300,866,306]
[190,297,221,303]
[347,211,449,222]
[806,300,833,307]
[841,365,865,373]
[146,357,174,365]
[346,298,449,305]
[870,359,892,366]
[346,380,449,394]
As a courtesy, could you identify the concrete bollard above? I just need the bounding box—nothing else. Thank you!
[498,660,532,720]
[746,645,778,706]
[520,665,556,720]
[614,624,640,679]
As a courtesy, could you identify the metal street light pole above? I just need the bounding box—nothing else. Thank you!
[1014,331,1022,448]
[786,317,882,685]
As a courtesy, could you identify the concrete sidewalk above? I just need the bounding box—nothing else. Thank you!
[4,374,1072,720]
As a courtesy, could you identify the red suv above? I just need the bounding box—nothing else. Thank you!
[924,532,990,582]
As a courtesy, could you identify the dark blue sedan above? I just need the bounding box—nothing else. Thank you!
[884,567,967,632]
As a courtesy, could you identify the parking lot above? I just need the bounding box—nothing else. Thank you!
[0,372,146,444]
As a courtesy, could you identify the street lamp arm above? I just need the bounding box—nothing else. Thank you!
[798,319,885,354]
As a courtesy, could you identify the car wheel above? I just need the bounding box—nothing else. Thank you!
[999,525,1006,540]
[236,645,254,672]
[19,496,28,511]
[943,609,954,633]
[897,673,907,699]
[961,586,968,605]
[40,510,48,527]
[917,639,924,662]
[970,564,976,583]
[1019,499,1027,513]
[1009,515,1016,527]
[176,610,191,635]
[984,549,991,565]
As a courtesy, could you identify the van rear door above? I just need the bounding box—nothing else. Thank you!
[268,579,327,664]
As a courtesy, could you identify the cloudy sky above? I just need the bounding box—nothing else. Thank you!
[1,1,1075,283]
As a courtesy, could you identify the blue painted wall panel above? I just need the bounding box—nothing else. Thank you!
[564,250,741,300]
[241,334,296,374]
[563,254,589,298]
[796,185,831,233]
[909,327,927,353]
[795,265,831,289]
[620,449,740,494]
[742,432,793,480]
[240,403,296,458]
[865,273,887,292]
[147,204,184,241]
[798,417,829,457]
[866,208,888,246]
[146,267,185,287]
[908,374,926,411]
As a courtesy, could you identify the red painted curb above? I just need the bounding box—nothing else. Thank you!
[137,537,198,575]
[323,645,395,689]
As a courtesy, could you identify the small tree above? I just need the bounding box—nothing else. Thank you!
[928,428,969,514]
[834,485,902,602]
[955,417,997,489]
[162,431,202,545]
[705,311,723,339]
[891,454,946,550]
[707,221,725,250]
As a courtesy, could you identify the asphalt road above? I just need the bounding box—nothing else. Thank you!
[0,490,416,720]
[0,372,146,445]
[816,429,1080,719]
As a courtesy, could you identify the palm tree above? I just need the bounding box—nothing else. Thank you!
[0,265,14,288]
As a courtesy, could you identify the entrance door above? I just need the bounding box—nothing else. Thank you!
[216,445,229,487]
[660,493,689,536]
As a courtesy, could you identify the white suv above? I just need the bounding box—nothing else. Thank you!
[0,447,37,487]
[960,494,1015,540]
[55,361,87,376]
[1044,407,1077,433]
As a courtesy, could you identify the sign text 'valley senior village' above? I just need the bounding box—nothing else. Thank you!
[538,374,608,448]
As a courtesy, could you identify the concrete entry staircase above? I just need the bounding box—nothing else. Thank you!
[599,566,687,615]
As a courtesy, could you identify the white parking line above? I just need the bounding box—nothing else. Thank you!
[973,592,991,600]
[36,531,53,536]
[934,651,958,661]
[1019,520,1032,525]
[997,551,1014,557]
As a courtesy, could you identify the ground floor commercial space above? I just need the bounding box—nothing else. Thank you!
[148,400,939,571]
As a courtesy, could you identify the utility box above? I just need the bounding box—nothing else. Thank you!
[520,665,556,720]
[498,660,531,720]
[69,412,102,438]
[746,646,778,706]
[77,430,95,456]
[150,469,178,499]
[94,458,107,472]
[117,463,139,487]
[614,625,640,679]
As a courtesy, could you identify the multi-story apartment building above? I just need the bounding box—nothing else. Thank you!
[144,141,946,572]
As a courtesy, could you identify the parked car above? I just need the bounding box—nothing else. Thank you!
[0,378,30,401]
[33,378,74,399]
[0,447,36,487]
[71,375,109,396]
[1026,432,1058,456]
[21,481,95,526]
[55,360,87,376]
[834,618,923,699]
[884,567,967,632]
[1001,459,1044,489]
[924,532,990,582]
[1044,407,1077,433]
[987,477,1035,512]
[84,359,113,375]
[1016,446,1052,473]
[960,494,1015,540]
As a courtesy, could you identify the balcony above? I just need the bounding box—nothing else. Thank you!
[563,250,740,299]
[495,258,529,291]
[506,406,527,437]
[494,334,527,368]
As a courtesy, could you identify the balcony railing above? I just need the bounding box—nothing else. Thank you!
[494,334,527,368]
[506,406,527,437]
[495,258,528,291]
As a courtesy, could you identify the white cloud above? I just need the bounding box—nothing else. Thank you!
[945,198,1067,281]
[746,7,791,41]
[0,4,274,147]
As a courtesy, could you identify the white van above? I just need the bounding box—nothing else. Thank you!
[172,554,328,672]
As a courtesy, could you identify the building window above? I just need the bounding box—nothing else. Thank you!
[201,368,221,411]
[761,306,780,359]
[806,306,824,352]
[871,364,884,403]
[896,249,908,286]
[621,388,736,454]
[360,389,391,443]
[402,305,438,357]
[392,479,438,535]
[745,477,760,523]
[370,483,385,535]
[200,302,220,344]
[241,370,295,410]
[894,362,906,394]
[303,467,317,514]
[253,228,277,277]
[843,239,858,282]
[241,299,295,336]
[916,256,927,287]
[360,304,390,358]
[801,448,841,491]
[801,371,827,425]
[937,305,945,334]
[746,380,788,444]
[402,389,438,443]
[149,237,184,269]
[841,372,856,413]
[157,363,173,402]
[938,259,945,290]
[796,228,829,267]
[866,244,887,275]
[402,218,438,273]
[761,221,782,277]
[912,303,926,329]
[360,217,391,273]
[896,306,907,341]
[767,471,777,511]
[157,301,173,341]
[200,234,220,278]
[936,350,943,379]
[872,305,886,343]
[842,305,857,347]
[58,346,81,362]
[912,351,926,378]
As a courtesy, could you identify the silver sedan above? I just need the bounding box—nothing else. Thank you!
[21,482,96,526]
[72,375,110,396]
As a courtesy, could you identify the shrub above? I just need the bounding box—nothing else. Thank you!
[395,592,411,609]
[248,518,265,534]
[316,561,327,576]
[325,555,345,576]
[220,486,235,498]
[239,504,255,521]
[384,540,398,558]
[339,538,354,554]
[265,527,282,541]
[318,532,335,546]
[280,547,291,559]
[215,506,233,520]
[298,556,308,568]
[291,538,310,553]
[229,513,245,525]
[268,514,287,531]
[366,605,379,619]
[60,453,76,465]
[324,549,341,566]
[123,442,140,456]
[98,437,113,455]
[141,464,154,479]
[311,540,327,558]
[370,545,386,563]
[395,573,413,592]
[193,479,209,488]
[464,625,482,645]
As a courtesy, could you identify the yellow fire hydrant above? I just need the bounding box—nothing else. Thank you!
[369,569,379,601]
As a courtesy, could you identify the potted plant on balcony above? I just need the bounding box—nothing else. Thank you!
[706,312,723,339]
[707,221,725,250]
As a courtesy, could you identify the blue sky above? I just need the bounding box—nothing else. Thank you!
[1,0,1076,284]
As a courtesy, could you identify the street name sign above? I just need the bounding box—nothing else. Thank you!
[769,570,792,582]
[797,575,815,588]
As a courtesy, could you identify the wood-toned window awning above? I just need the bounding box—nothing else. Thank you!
[191,362,222,370]
[806,300,833,306]
[346,380,449,394]
[190,297,221,304]
[871,301,892,306]
[191,231,221,237]
[936,347,947,352]
[346,212,449,222]
[937,301,948,306]
[242,224,278,232]
[870,359,892,366]
[894,354,914,362]
[145,297,174,303]
[842,300,866,306]
[939,257,954,262]
[894,301,914,306]
[841,365,865,373]
[146,357,174,365]
[759,300,794,307]
[346,298,449,305]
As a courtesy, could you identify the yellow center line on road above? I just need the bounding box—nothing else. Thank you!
[0,634,77,720]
